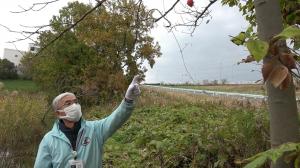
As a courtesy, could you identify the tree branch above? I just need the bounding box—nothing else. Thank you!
[148,0,217,34]
[5,0,218,56]
[133,0,143,46]
[171,30,195,82]
[154,0,180,23]
[189,0,217,33]
[10,0,60,13]
[11,43,25,57]
[194,0,217,27]
[0,24,25,34]
[147,8,172,27]
[0,23,49,44]
[36,0,107,56]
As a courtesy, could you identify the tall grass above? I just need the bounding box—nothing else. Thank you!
[0,87,270,167]
[0,92,53,167]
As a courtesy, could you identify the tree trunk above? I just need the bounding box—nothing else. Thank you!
[253,0,300,167]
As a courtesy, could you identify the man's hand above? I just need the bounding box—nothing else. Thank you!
[125,75,141,101]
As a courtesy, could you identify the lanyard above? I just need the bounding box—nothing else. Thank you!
[72,128,84,160]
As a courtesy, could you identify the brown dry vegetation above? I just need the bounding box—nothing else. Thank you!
[167,84,300,97]
[139,87,267,109]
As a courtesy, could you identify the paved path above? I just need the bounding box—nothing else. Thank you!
[143,85,267,100]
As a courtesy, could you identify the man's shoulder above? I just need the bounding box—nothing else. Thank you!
[42,130,55,141]
[37,131,54,147]
[42,122,61,139]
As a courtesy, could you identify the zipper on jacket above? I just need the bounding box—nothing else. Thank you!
[73,128,84,160]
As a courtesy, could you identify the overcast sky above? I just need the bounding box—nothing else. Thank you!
[0,0,261,84]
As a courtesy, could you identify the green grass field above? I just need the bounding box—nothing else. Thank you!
[0,80,39,92]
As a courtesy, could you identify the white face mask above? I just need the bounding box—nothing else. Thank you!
[58,103,82,122]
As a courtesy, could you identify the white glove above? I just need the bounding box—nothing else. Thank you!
[125,75,141,101]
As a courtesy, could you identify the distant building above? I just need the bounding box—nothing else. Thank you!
[28,43,39,53]
[2,43,39,66]
[2,48,25,66]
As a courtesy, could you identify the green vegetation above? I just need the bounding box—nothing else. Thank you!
[89,89,270,167]
[0,59,18,80]
[0,92,52,167]
[0,87,270,167]
[243,142,300,168]
[21,1,161,104]
[0,80,39,92]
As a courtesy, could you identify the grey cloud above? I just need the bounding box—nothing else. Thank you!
[145,2,261,84]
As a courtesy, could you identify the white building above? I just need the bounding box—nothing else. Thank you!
[28,43,39,53]
[2,43,39,66]
[2,48,25,66]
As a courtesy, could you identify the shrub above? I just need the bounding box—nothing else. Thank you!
[0,59,18,79]
[86,89,269,167]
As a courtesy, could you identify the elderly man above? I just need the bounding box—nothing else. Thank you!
[34,76,141,168]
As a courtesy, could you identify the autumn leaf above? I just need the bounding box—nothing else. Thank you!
[280,72,291,90]
[262,63,273,82]
[238,55,255,64]
[280,53,296,69]
[267,65,289,88]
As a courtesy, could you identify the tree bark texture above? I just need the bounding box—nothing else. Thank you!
[254,0,300,167]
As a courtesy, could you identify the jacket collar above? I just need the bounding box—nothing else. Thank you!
[50,118,87,143]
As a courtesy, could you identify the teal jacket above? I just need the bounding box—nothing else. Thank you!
[34,100,134,168]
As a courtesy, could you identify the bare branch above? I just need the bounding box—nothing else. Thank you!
[194,0,217,27]
[0,24,24,34]
[188,0,217,33]
[5,0,217,57]
[148,8,172,27]
[154,0,180,23]
[171,30,195,83]
[35,0,107,56]
[19,24,51,29]
[133,0,143,45]
[0,23,47,35]
[11,43,25,57]
[146,0,218,34]
[10,0,60,13]
[0,23,49,44]
[0,24,43,44]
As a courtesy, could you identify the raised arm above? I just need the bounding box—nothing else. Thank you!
[98,75,141,142]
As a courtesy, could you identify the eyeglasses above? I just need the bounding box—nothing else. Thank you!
[58,98,78,110]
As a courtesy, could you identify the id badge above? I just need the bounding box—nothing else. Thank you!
[69,159,84,168]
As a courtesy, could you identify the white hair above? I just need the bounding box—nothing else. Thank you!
[52,92,76,112]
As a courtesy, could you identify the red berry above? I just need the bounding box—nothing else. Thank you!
[187,0,194,7]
